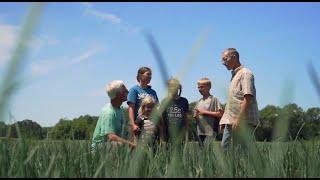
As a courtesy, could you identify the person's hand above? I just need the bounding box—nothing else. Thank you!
[130,142,137,150]
[232,117,240,130]
[193,109,200,118]
[219,125,224,132]
[196,109,206,115]
[131,123,139,133]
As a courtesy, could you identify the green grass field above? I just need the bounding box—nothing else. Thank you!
[0,3,319,178]
[1,138,320,178]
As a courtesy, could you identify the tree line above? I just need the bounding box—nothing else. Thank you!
[0,103,319,141]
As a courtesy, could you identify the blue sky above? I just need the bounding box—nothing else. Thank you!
[0,2,319,127]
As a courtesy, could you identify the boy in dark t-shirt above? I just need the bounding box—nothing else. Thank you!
[160,78,189,144]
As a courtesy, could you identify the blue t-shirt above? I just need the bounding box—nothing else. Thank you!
[127,85,158,120]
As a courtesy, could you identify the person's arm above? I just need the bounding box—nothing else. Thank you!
[184,112,189,141]
[158,117,165,142]
[232,71,255,130]
[107,133,136,148]
[195,109,223,119]
[232,94,252,130]
[128,103,139,133]
[192,102,200,120]
[184,99,189,141]
[102,110,136,148]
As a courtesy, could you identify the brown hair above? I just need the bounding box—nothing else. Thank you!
[136,67,152,82]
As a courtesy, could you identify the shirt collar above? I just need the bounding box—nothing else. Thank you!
[231,65,243,80]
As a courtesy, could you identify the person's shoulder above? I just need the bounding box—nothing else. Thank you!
[98,104,116,121]
[101,103,111,111]
[196,97,203,103]
[148,86,157,93]
[129,85,140,91]
[211,95,221,102]
[241,67,254,75]
[120,105,127,112]
[179,96,189,103]
[211,95,219,100]
[101,104,115,115]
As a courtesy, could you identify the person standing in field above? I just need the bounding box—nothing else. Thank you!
[91,80,135,152]
[135,95,160,146]
[127,67,159,141]
[160,78,189,145]
[193,78,224,145]
[219,48,260,153]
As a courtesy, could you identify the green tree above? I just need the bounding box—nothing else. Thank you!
[281,103,305,140]
[50,118,72,139]
[71,115,98,140]
[0,121,7,137]
[302,107,320,139]
[8,119,42,139]
[256,105,281,141]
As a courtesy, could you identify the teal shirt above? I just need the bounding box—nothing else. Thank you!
[91,103,125,150]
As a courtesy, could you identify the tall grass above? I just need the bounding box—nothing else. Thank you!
[1,2,320,178]
[1,139,320,178]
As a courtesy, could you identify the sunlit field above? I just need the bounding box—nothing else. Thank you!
[0,3,320,178]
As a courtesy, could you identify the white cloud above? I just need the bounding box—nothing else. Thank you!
[88,88,106,97]
[68,47,102,65]
[0,23,18,67]
[71,37,81,43]
[46,37,60,45]
[84,7,122,24]
[30,47,103,77]
[0,22,60,68]
[29,58,63,76]
[80,2,141,33]
[30,36,60,53]
[121,22,142,34]
[80,2,93,8]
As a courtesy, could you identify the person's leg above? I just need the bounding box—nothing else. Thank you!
[232,124,256,156]
[197,135,206,147]
[199,135,206,143]
[203,135,215,146]
[221,125,232,153]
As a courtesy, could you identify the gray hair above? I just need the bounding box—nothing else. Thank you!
[224,48,240,61]
[106,80,125,100]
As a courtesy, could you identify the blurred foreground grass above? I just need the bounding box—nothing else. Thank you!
[1,138,320,178]
[0,2,320,178]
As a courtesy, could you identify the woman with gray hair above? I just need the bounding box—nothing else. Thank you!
[91,80,135,151]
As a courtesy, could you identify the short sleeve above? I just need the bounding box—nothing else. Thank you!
[183,98,189,113]
[241,72,255,97]
[152,89,159,103]
[127,87,137,105]
[102,111,116,136]
[215,97,223,111]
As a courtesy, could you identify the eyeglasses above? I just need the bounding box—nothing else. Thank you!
[221,56,234,64]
